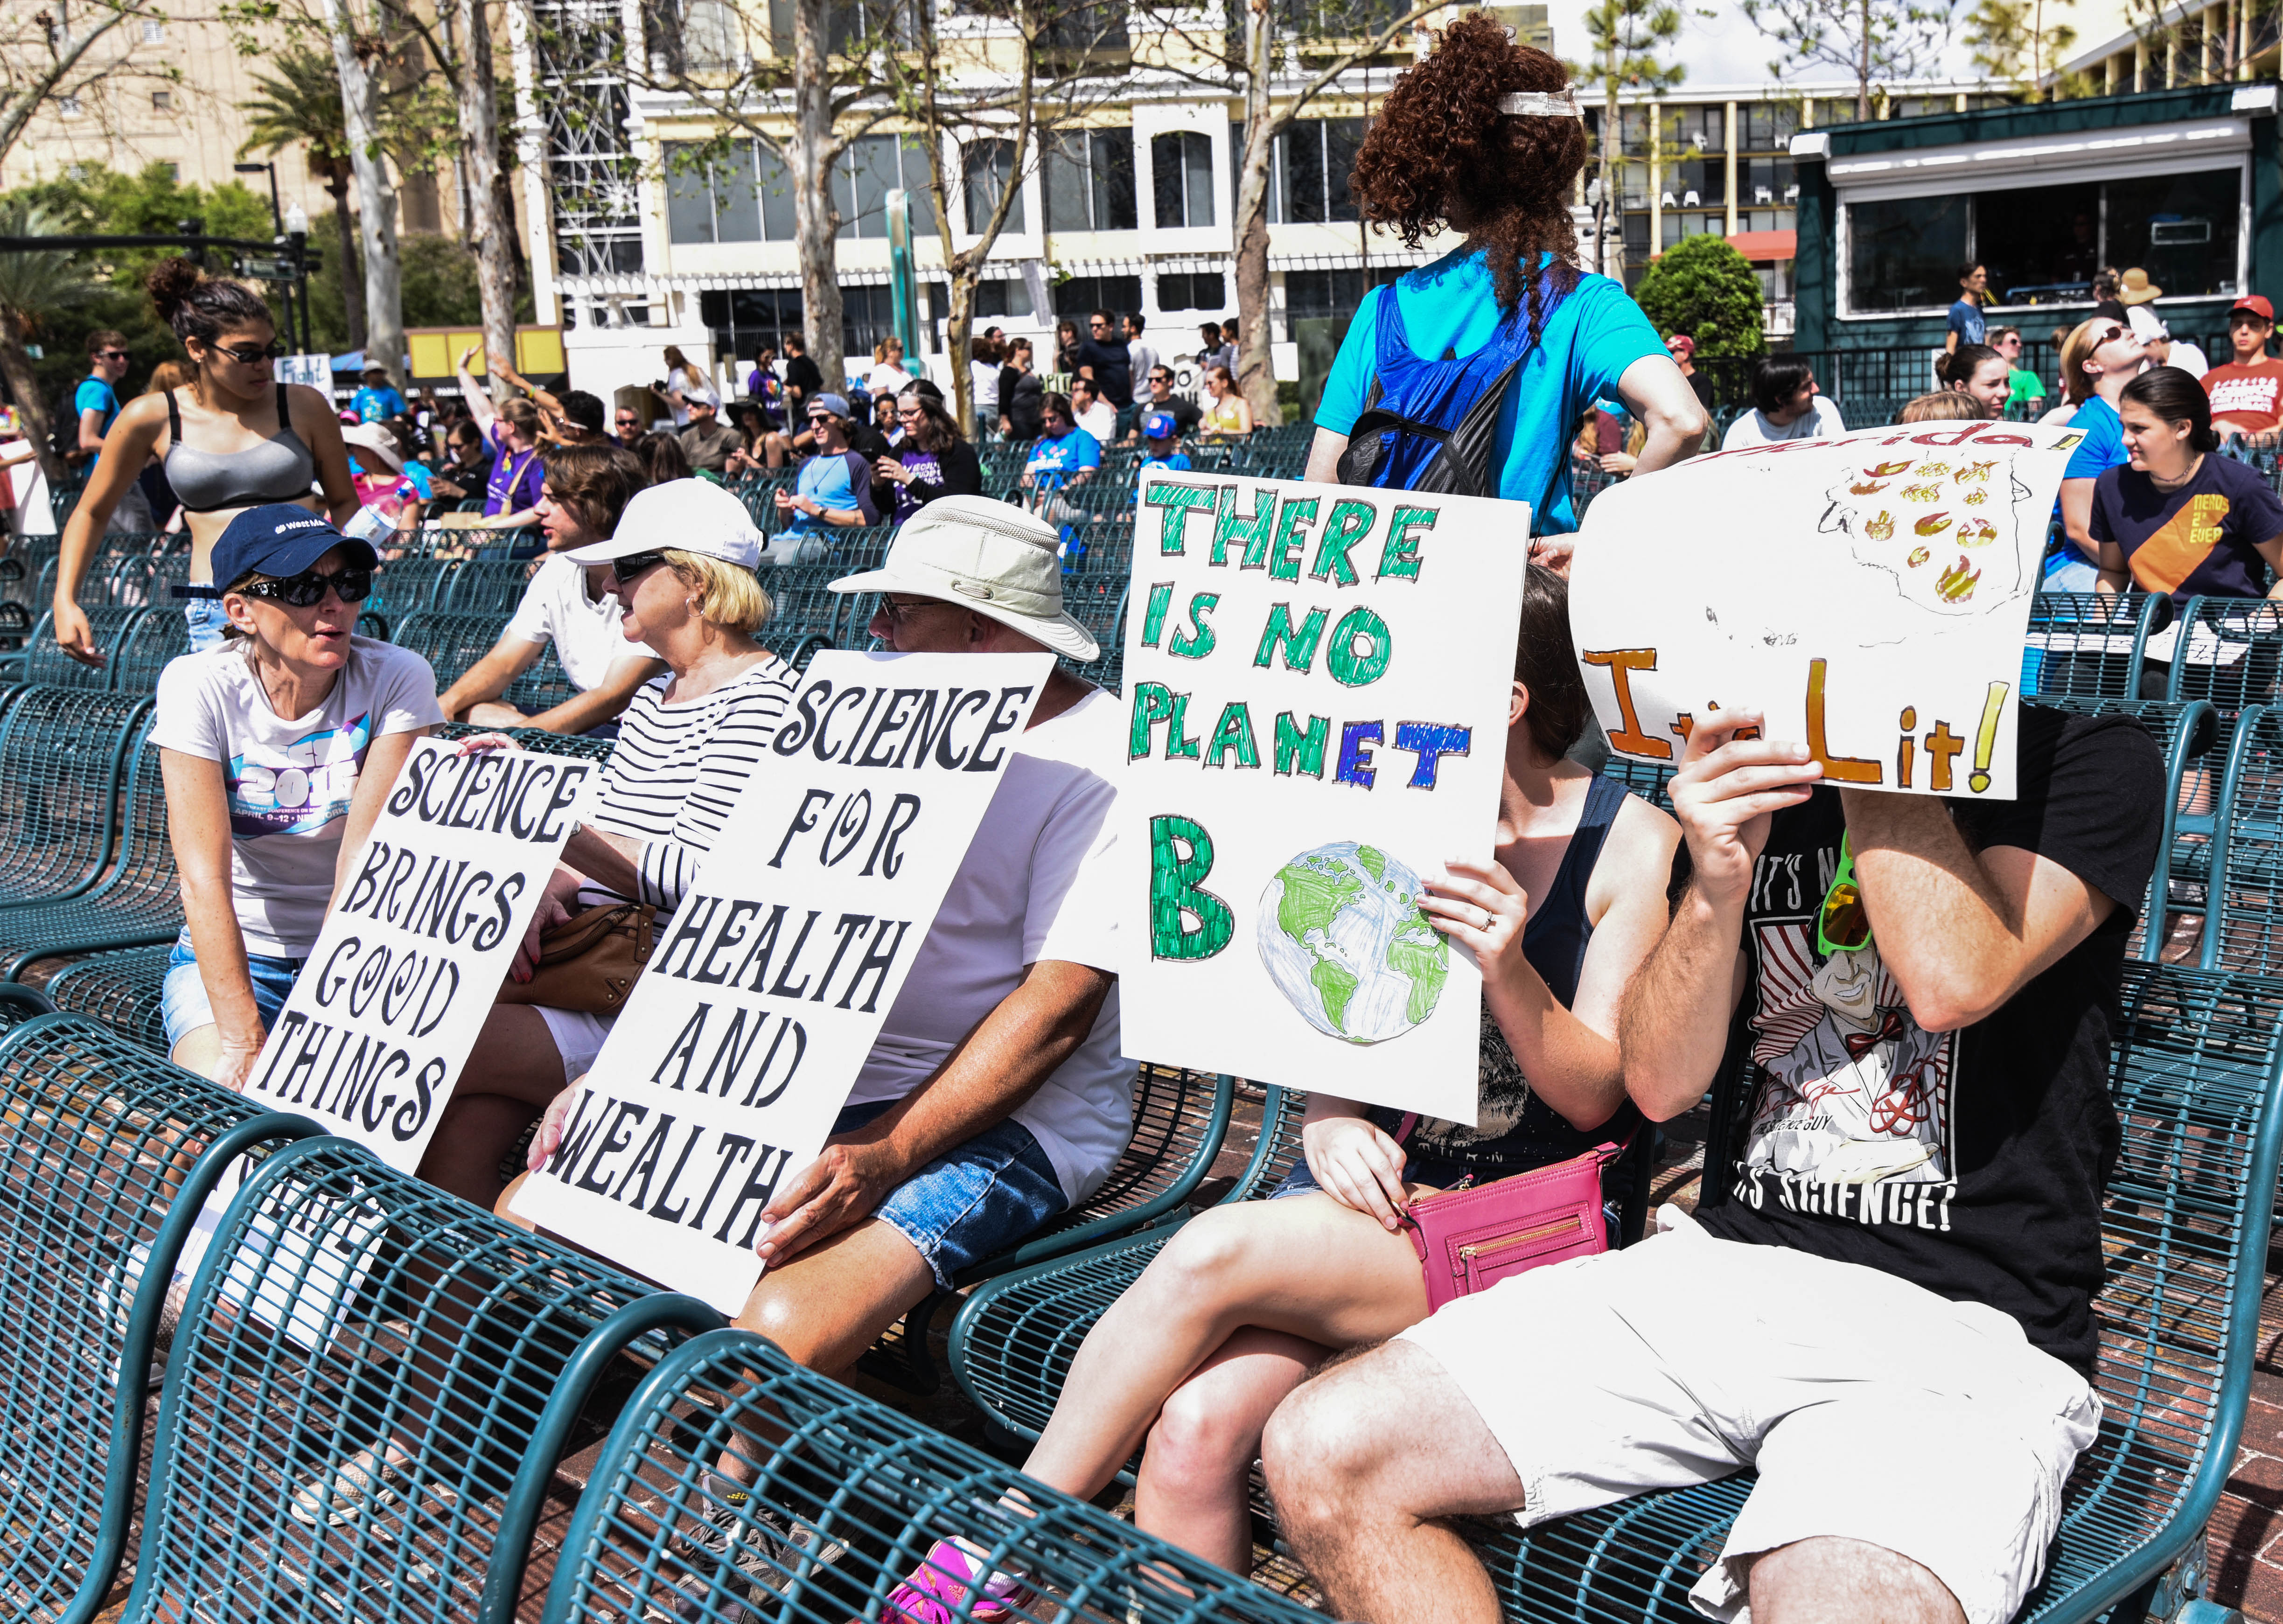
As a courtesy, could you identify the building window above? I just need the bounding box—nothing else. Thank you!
[1053,274,1144,320]
[1278,118,1361,224]
[151,90,172,110]
[1152,131,1215,230]
[58,95,81,117]
[1843,166,2244,315]
[963,138,1023,235]
[836,132,937,239]
[1285,267,1401,323]
[141,18,164,40]
[666,136,932,245]
[1156,270,1225,311]
[159,162,178,180]
[1666,104,1724,154]
[1741,102,1798,151]
[1043,128,1136,232]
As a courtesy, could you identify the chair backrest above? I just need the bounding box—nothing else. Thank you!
[2206,704,2283,974]
[441,558,539,614]
[2022,591,2168,702]
[2162,593,2283,717]
[122,1137,721,1624]
[1602,754,1677,811]
[538,1327,1325,1624]
[432,720,618,762]
[0,687,146,905]
[93,723,181,916]
[0,1012,300,1623]
[371,556,456,623]
[24,607,144,690]
[107,601,189,693]
[1061,578,1127,695]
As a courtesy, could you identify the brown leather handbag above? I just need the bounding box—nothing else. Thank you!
[495,901,657,1015]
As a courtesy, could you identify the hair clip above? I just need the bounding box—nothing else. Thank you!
[1500,91,1583,118]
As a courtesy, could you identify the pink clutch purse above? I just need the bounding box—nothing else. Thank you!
[1399,1131,1625,1313]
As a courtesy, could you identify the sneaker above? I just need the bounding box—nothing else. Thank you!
[675,1471,845,1596]
[879,1538,1034,1624]
[287,1440,454,1534]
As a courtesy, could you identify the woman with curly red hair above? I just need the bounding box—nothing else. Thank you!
[1306,13,1704,560]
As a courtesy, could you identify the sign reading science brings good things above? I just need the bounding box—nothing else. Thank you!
[1118,471,1529,1125]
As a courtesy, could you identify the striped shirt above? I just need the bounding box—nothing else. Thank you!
[581,655,796,916]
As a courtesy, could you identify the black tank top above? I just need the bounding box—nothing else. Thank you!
[1375,772,1642,1176]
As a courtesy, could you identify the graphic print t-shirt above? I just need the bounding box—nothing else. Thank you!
[1693,708,2163,1371]
[2091,453,2283,603]
[2203,358,2283,433]
[152,638,445,957]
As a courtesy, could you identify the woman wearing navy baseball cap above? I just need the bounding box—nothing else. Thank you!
[149,503,444,1087]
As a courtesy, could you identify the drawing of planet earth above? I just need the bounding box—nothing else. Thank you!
[1257,842,1449,1045]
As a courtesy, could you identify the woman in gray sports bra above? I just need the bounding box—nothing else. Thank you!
[52,257,356,663]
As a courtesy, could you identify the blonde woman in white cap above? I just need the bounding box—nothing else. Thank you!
[416,476,796,1208]
[519,496,1129,1533]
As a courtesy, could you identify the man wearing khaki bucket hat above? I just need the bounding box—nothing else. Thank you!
[703,495,1129,1402]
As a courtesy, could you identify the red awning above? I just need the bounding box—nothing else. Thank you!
[1727,230,1797,262]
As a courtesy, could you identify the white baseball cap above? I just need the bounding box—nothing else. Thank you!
[566,477,762,569]
[830,495,1096,660]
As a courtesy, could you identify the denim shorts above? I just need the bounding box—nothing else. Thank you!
[161,930,305,1049]
[182,596,228,654]
[832,1099,1067,1290]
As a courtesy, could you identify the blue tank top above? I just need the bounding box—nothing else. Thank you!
[1377,772,1641,1175]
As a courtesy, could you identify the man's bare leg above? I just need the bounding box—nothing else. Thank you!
[1262,1339,1522,1624]
[1746,1537,1967,1624]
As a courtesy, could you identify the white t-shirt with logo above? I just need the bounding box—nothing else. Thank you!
[504,553,654,694]
[152,637,445,957]
[1720,395,1849,449]
[845,686,1129,1206]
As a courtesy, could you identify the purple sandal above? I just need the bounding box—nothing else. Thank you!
[877,1539,1033,1624]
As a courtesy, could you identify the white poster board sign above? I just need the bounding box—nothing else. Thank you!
[1568,420,2082,800]
[277,353,334,391]
[1116,470,1529,1123]
[237,736,601,1168]
[511,650,1053,1313]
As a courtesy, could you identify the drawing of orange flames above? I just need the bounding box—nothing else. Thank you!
[1866,511,1894,541]
[1937,557,1981,601]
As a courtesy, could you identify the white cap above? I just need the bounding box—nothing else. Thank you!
[829,495,1096,660]
[566,477,762,569]
[340,421,403,472]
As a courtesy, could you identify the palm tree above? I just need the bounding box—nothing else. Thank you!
[0,201,99,485]
[239,46,365,348]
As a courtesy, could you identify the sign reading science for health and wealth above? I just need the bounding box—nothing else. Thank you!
[511,650,1052,1314]
[1568,419,2082,801]
[1118,470,1529,1124]
[238,735,599,1169]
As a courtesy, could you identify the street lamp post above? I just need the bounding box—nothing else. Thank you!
[283,202,312,357]
[234,161,297,360]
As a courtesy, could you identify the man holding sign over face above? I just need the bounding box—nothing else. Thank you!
[514,497,1129,1391]
[1264,425,2169,1624]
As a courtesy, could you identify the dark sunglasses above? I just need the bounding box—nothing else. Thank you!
[2096,325,2129,345]
[207,340,288,364]
[96,348,130,361]
[237,567,373,607]
[613,550,671,580]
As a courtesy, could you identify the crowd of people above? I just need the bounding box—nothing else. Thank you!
[13,10,2265,1623]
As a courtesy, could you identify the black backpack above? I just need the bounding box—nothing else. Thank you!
[49,379,83,465]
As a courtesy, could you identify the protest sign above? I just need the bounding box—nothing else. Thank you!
[510,650,1054,1313]
[236,736,600,1169]
[1115,470,1529,1123]
[1568,420,2082,800]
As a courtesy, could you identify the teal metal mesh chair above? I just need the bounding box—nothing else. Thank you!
[1060,579,1127,695]
[950,1084,1303,1452]
[0,721,185,979]
[2202,704,2283,976]
[23,609,146,689]
[47,945,172,1049]
[104,605,188,694]
[431,720,620,761]
[0,1012,315,1624]
[393,610,579,714]
[2033,696,2220,965]
[1466,961,2283,1624]
[1602,754,1677,810]
[864,1066,1240,1394]
[440,559,542,614]
[369,556,456,625]
[105,543,192,609]
[117,1137,722,1624]
[2023,592,2168,702]
[538,1325,1325,1624]
[2160,595,2283,718]
[0,688,144,906]
[758,564,858,667]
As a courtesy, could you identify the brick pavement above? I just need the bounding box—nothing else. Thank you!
[2208,1270,2283,1619]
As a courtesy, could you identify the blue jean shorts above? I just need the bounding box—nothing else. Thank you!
[832,1099,1067,1289]
[182,596,228,654]
[161,930,305,1050]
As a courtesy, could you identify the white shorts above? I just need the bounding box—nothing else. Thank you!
[533,1004,616,1085]
[1399,1206,2101,1624]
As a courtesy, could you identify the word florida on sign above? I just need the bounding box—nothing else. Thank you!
[1569,420,2082,801]
[511,650,1053,1313]
[239,736,598,1168]
[1118,470,1528,1124]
